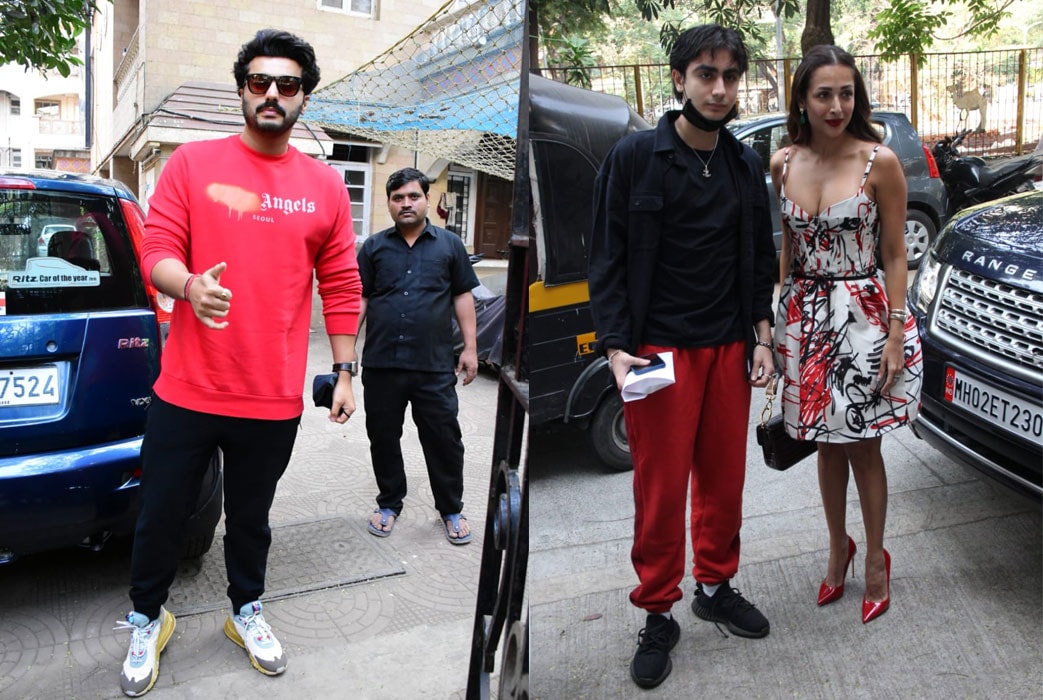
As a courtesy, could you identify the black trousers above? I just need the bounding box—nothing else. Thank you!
[128,395,298,620]
[362,368,465,518]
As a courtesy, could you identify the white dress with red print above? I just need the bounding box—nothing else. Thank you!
[773,146,922,443]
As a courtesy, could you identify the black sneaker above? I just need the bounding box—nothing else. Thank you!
[630,614,681,689]
[691,582,770,638]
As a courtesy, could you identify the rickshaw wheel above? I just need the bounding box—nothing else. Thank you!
[590,393,633,471]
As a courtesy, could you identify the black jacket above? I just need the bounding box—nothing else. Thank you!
[588,111,776,358]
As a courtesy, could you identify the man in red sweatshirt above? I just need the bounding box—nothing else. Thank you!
[115,29,362,697]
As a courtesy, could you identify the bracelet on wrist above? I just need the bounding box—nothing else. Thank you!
[755,340,773,350]
[607,349,623,364]
[182,274,199,302]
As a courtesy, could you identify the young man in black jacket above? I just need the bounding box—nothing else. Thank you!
[588,24,777,690]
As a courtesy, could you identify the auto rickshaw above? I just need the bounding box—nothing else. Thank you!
[528,74,651,470]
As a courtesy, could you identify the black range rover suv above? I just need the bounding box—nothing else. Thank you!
[907,189,1043,501]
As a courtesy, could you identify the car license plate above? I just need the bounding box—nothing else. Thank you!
[0,366,60,407]
[944,367,1043,446]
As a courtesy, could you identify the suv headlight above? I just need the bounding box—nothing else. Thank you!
[909,254,941,313]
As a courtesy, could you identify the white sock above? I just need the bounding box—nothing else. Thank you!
[701,582,721,598]
[649,611,672,620]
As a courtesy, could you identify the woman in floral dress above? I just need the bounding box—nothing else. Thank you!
[769,45,922,624]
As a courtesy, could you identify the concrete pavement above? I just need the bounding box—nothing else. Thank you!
[528,388,1042,698]
[0,285,501,699]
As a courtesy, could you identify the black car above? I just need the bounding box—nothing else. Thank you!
[728,111,949,268]
[906,189,1043,501]
[0,170,223,564]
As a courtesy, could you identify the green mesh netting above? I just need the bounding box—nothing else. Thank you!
[309,0,523,181]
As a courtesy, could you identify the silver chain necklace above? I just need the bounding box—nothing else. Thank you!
[692,133,720,178]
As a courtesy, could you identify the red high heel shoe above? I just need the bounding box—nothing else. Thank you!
[817,536,857,606]
[862,549,892,624]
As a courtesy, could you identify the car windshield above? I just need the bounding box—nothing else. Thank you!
[0,189,144,314]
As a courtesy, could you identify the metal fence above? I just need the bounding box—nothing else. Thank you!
[545,47,1043,157]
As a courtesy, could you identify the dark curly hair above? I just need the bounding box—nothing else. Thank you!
[668,24,749,102]
[233,29,320,95]
[787,45,880,145]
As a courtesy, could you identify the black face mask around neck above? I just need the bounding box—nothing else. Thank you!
[681,97,739,132]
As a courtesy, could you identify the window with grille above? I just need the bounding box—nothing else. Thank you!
[445,173,474,245]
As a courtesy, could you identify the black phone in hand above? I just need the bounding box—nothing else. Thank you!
[631,353,665,376]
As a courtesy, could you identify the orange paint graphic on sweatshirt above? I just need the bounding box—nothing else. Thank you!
[206,183,261,218]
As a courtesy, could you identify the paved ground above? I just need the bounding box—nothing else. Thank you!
[0,279,503,699]
[527,387,1043,699]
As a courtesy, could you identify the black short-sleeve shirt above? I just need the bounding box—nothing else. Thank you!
[358,220,479,372]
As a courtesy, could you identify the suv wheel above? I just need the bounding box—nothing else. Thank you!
[905,209,936,269]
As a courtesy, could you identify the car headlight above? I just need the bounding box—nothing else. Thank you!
[909,254,941,313]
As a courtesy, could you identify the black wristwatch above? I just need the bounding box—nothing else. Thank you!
[332,361,358,376]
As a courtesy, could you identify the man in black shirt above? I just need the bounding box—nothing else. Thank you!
[588,25,777,689]
[357,168,479,544]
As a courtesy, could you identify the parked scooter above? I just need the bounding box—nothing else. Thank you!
[932,129,1043,214]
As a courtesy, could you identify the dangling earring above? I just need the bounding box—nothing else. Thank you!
[800,109,807,125]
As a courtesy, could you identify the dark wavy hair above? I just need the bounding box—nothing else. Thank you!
[787,44,880,145]
[386,168,430,197]
[233,29,320,95]
[668,24,749,102]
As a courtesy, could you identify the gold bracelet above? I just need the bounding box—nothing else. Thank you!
[607,349,623,364]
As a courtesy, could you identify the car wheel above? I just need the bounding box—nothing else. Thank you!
[905,209,936,269]
[589,393,632,472]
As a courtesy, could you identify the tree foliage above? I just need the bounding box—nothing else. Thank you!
[532,0,1017,69]
[0,0,103,76]
[868,0,1015,62]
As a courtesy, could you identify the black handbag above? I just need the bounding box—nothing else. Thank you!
[756,375,816,471]
[312,373,337,409]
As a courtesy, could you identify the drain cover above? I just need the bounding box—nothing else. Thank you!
[168,516,406,616]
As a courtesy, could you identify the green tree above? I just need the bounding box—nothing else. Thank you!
[1,0,104,76]
[534,0,1016,65]
[868,0,1016,62]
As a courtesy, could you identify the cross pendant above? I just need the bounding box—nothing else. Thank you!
[702,166,711,178]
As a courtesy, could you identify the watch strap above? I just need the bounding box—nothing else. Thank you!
[332,361,358,375]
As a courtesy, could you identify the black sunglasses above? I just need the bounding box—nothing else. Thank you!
[244,73,303,97]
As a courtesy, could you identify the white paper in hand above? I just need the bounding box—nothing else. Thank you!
[620,351,675,402]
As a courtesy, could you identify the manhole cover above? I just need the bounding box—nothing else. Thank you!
[168,516,405,616]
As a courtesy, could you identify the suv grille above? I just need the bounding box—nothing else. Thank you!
[935,268,1043,377]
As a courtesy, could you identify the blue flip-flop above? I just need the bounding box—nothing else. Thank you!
[367,508,397,537]
[442,513,472,545]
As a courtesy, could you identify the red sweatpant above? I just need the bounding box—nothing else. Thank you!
[625,340,752,614]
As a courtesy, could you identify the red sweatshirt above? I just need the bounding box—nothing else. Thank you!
[141,135,361,420]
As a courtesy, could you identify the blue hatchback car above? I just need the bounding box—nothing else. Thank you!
[0,170,222,565]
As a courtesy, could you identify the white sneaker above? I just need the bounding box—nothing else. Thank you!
[115,607,176,697]
[224,600,287,675]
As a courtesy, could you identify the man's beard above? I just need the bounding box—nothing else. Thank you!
[242,98,301,135]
